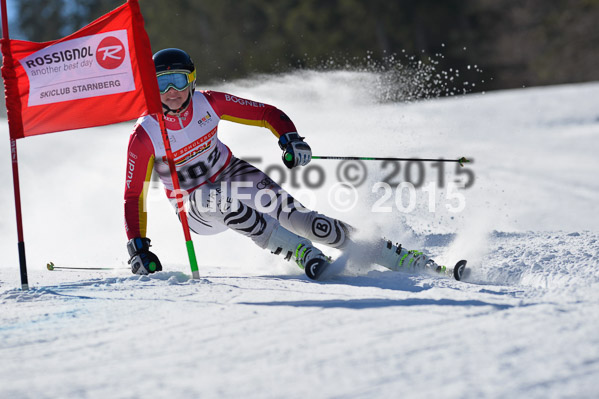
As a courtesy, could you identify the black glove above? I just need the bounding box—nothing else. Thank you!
[278,132,312,169]
[127,237,163,275]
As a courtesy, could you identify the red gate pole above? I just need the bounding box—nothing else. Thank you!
[1,0,29,290]
[157,113,200,279]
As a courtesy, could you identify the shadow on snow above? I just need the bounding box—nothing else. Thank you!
[239,297,515,310]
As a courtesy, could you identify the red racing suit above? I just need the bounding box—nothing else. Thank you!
[124,90,297,239]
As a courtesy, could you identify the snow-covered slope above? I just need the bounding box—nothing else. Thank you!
[1,72,598,398]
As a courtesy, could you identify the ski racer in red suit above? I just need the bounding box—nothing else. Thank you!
[124,48,451,280]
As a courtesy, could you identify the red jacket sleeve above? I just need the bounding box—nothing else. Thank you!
[124,124,155,240]
[202,90,297,138]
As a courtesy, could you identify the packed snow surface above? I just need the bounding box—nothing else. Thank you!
[1,72,598,398]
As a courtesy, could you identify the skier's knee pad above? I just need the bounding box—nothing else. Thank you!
[290,211,353,249]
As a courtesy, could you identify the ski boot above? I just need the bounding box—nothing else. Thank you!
[294,242,331,280]
[266,225,330,280]
[374,240,448,276]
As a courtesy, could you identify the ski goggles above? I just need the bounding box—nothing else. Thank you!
[156,70,196,94]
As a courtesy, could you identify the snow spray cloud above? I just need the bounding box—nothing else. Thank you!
[297,49,486,102]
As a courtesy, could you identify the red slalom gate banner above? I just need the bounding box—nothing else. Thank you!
[1,0,167,290]
[1,0,162,138]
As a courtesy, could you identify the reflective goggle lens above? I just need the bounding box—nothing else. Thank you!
[157,72,194,94]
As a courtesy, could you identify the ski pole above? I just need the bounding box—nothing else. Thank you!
[312,156,471,167]
[46,262,128,271]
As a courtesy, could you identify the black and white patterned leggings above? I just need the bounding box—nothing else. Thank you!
[181,157,352,250]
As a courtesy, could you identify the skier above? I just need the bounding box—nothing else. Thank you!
[124,48,447,280]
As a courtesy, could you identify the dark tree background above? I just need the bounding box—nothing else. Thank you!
[8,0,599,92]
